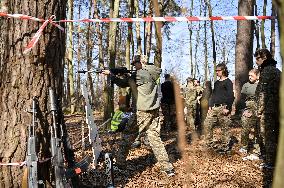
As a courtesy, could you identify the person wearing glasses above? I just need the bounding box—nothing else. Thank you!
[204,63,234,153]
[254,49,280,185]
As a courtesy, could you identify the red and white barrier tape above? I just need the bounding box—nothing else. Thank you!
[0,12,276,53]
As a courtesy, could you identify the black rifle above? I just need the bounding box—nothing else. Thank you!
[49,88,67,187]
[26,97,40,188]
[78,67,136,75]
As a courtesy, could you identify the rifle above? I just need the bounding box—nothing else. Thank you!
[25,97,40,188]
[78,67,136,75]
[49,88,67,188]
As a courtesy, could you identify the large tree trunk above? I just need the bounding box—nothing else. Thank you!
[234,0,254,114]
[273,1,284,188]
[76,2,82,112]
[0,0,66,187]
[145,1,153,61]
[67,0,75,114]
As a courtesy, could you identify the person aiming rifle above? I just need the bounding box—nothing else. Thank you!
[101,55,175,177]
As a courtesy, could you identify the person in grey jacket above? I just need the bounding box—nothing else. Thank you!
[102,55,174,176]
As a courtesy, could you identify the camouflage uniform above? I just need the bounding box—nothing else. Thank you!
[112,63,173,171]
[240,82,258,150]
[184,84,197,131]
[255,59,281,167]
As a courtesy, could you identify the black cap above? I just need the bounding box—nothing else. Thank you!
[131,55,141,65]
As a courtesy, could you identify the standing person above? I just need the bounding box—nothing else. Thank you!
[161,74,176,131]
[205,63,234,152]
[239,69,260,158]
[254,49,281,186]
[193,79,203,131]
[184,77,198,132]
[102,55,175,176]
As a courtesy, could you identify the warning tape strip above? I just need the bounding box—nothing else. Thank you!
[0,12,276,53]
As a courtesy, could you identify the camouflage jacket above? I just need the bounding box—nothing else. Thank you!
[255,59,281,115]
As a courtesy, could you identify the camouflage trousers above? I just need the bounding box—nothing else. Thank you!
[258,113,279,166]
[204,106,231,144]
[241,101,258,149]
[116,108,173,171]
[161,103,176,130]
[185,102,197,131]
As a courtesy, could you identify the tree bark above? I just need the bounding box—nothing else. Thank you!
[126,0,134,68]
[0,0,66,186]
[261,0,267,48]
[205,0,217,82]
[67,0,75,114]
[104,0,120,120]
[234,0,254,114]
[273,1,284,187]
[135,0,142,55]
[151,0,162,68]
[270,2,276,57]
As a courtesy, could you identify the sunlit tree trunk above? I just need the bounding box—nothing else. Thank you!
[235,0,254,113]
[152,0,162,68]
[193,0,202,78]
[0,0,66,186]
[126,0,134,68]
[135,0,142,55]
[105,0,120,120]
[261,0,267,48]
[67,0,75,114]
[146,1,153,61]
[188,0,194,77]
[273,1,284,188]
[203,3,209,81]
[205,0,217,82]
[270,2,276,57]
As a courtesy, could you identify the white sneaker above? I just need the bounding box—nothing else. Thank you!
[242,154,260,161]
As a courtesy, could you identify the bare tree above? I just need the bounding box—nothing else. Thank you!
[270,2,276,57]
[152,0,162,68]
[0,0,66,186]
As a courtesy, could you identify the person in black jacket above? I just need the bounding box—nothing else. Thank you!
[204,63,234,152]
[254,49,281,186]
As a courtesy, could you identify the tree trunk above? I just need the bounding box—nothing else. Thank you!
[188,0,194,77]
[152,0,162,68]
[261,0,267,48]
[146,1,153,61]
[205,0,217,82]
[203,3,209,81]
[94,0,104,109]
[76,3,82,112]
[135,0,142,55]
[0,0,66,187]
[104,0,120,120]
[273,1,284,187]
[86,2,96,106]
[126,0,134,68]
[67,0,75,114]
[254,1,260,50]
[270,2,276,57]
[234,0,254,114]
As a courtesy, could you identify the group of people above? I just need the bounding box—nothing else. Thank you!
[104,48,281,183]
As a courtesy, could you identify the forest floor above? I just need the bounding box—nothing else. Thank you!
[65,113,265,188]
